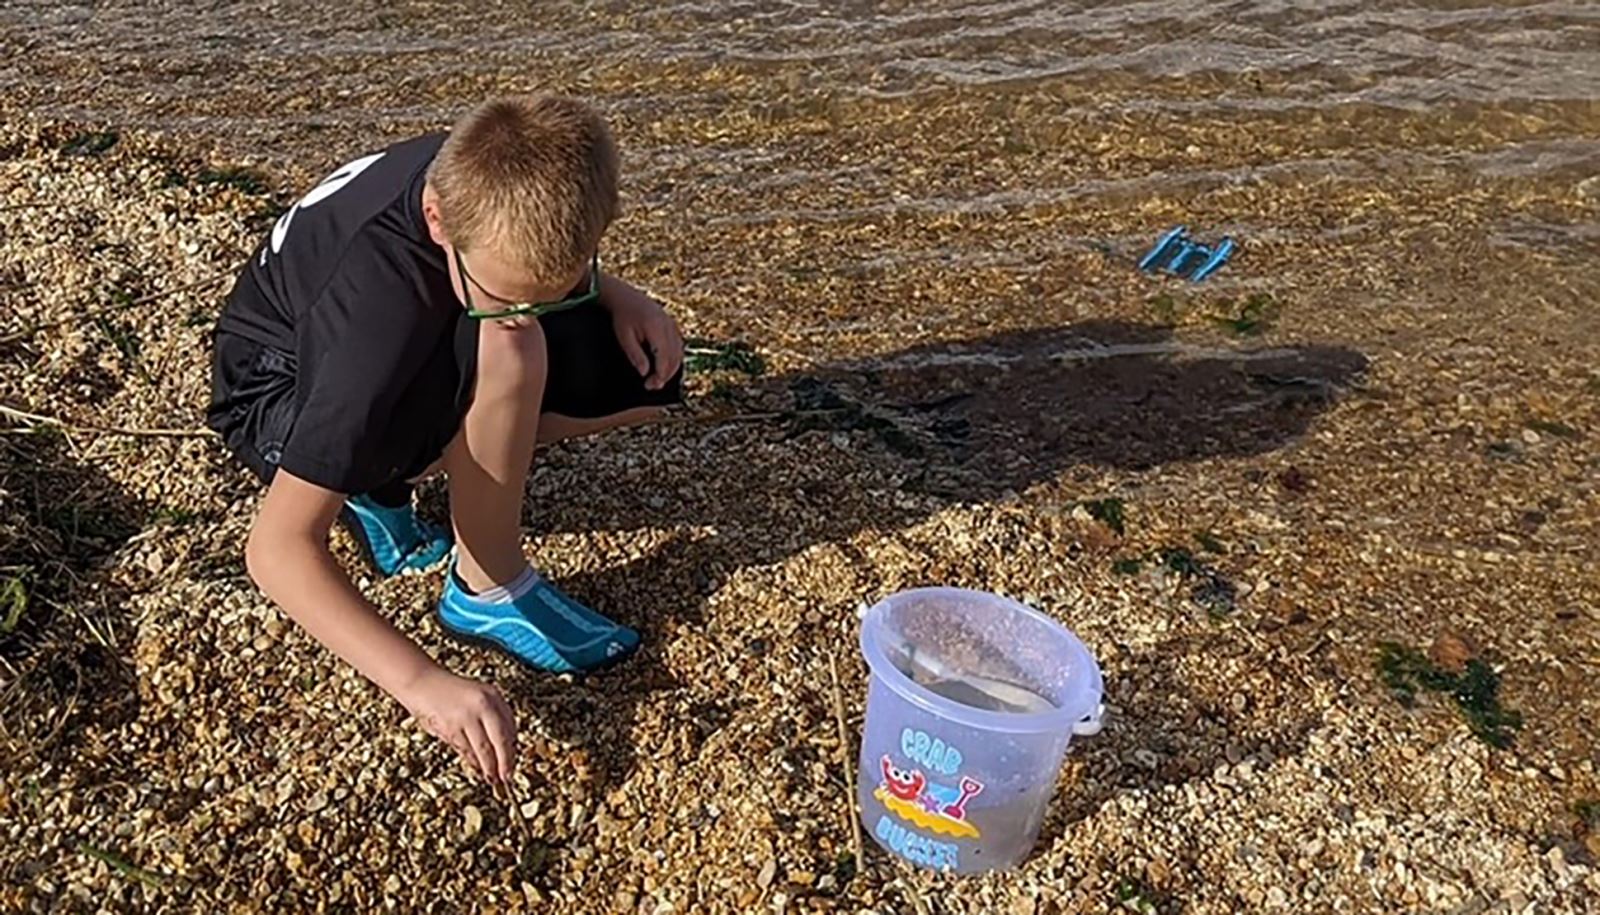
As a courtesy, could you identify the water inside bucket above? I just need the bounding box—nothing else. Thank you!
[889,642,1059,715]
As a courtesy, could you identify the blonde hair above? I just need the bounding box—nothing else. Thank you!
[429,95,619,283]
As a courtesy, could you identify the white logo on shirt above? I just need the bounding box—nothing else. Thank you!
[261,152,387,265]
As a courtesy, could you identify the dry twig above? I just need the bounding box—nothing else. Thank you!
[500,779,539,847]
[0,402,215,439]
[658,407,849,426]
[898,868,935,915]
[827,650,866,879]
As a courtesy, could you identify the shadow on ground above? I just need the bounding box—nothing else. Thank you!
[524,320,1367,793]
[0,425,148,772]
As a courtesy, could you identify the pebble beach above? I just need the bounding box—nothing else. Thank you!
[2,2,1598,912]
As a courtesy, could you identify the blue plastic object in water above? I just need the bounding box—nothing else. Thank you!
[858,588,1105,874]
[1138,225,1234,281]
[1136,224,1187,273]
[1190,237,1235,281]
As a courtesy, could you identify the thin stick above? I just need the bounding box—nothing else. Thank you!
[78,842,169,888]
[0,403,215,439]
[657,407,849,426]
[661,410,788,424]
[899,869,934,915]
[501,780,538,846]
[0,272,231,344]
[827,651,866,879]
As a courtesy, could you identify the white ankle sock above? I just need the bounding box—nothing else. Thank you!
[475,566,540,604]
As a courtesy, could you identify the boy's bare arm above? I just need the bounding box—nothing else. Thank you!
[246,470,517,783]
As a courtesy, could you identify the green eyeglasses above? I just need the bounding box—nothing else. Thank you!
[456,248,601,321]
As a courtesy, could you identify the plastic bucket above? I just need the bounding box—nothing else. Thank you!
[857,588,1104,874]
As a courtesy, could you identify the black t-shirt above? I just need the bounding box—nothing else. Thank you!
[216,133,478,494]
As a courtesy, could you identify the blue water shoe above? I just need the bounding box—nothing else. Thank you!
[437,567,640,673]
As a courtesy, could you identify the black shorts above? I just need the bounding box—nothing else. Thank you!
[207,304,683,489]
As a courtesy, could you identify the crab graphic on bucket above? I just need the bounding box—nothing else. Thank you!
[873,754,985,839]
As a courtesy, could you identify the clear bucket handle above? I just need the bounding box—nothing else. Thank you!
[1070,660,1106,736]
[1071,702,1105,737]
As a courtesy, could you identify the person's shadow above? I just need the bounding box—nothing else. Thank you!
[517,320,1368,800]
[0,424,148,772]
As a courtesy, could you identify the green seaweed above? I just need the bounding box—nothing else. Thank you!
[1195,531,1226,554]
[518,838,557,881]
[831,849,857,887]
[1148,292,1181,324]
[61,131,119,157]
[1083,498,1126,536]
[787,377,922,458]
[196,166,270,195]
[1575,799,1600,829]
[1485,441,1520,460]
[94,317,141,362]
[791,377,849,412]
[93,315,148,381]
[247,202,289,230]
[152,506,200,527]
[163,164,273,196]
[0,573,27,634]
[1158,547,1203,577]
[1526,420,1579,440]
[1211,293,1279,336]
[1190,573,1238,619]
[1115,875,1161,914]
[77,842,168,888]
[40,500,129,549]
[684,338,766,376]
[1376,642,1523,748]
[1110,546,1236,616]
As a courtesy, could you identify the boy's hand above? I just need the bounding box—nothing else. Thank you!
[399,666,518,783]
[248,470,518,783]
[603,278,683,391]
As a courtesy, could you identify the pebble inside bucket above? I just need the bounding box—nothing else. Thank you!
[857,588,1104,874]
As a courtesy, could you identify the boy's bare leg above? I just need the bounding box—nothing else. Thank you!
[435,321,649,671]
[538,406,664,443]
[410,406,664,485]
[445,321,548,593]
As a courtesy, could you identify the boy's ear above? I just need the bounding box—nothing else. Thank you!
[420,182,450,247]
